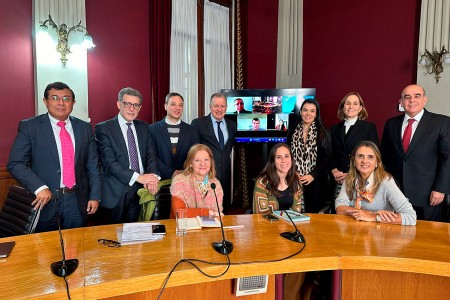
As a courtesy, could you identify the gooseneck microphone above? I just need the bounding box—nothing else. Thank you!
[51,197,79,277]
[280,210,305,243]
[210,183,233,255]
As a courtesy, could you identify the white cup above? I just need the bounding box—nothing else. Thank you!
[176,208,187,236]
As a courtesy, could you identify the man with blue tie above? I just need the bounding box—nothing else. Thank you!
[381,84,450,221]
[8,82,101,232]
[191,93,236,212]
[95,87,160,224]
[149,92,198,179]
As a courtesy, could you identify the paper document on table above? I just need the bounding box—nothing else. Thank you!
[117,222,164,245]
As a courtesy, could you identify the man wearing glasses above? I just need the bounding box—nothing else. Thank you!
[95,87,160,224]
[8,81,101,232]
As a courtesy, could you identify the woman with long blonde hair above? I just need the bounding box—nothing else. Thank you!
[335,141,416,225]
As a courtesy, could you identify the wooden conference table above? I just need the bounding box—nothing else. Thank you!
[0,214,449,299]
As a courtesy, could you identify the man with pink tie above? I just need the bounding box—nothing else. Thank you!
[8,82,101,232]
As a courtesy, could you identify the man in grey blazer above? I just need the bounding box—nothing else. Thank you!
[8,82,101,232]
[149,93,198,179]
[95,87,160,224]
[381,84,450,221]
[191,93,236,212]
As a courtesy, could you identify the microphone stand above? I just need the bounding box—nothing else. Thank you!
[51,197,79,277]
[280,210,305,243]
[210,183,233,255]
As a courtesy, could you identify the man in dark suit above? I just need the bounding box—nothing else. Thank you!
[95,87,160,224]
[381,84,450,221]
[149,93,198,179]
[8,82,101,232]
[233,98,251,114]
[191,93,236,212]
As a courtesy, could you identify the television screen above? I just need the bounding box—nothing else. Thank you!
[222,88,316,143]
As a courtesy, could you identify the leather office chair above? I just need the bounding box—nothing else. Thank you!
[138,179,172,221]
[0,185,39,238]
[151,183,172,220]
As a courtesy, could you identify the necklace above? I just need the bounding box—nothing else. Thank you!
[195,175,209,195]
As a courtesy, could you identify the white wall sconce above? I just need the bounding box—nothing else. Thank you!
[39,14,95,68]
[418,45,450,83]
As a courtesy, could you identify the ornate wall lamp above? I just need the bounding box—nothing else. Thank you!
[418,45,450,83]
[40,14,95,68]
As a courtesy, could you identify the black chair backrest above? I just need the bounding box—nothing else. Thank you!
[0,185,39,238]
[151,184,171,220]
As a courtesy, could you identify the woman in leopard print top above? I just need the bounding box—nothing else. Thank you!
[287,99,332,213]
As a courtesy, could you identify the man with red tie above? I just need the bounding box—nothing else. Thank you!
[8,82,101,232]
[381,84,450,221]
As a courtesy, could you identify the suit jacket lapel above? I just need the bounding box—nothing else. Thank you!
[133,122,144,159]
[206,116,221,148]
[70,116,82,163]
[393,115,405,155]
[42,114,60,164]
[175,122,187,159]
[336,121,345,146]
[159,120,174,157]
[113,117,129,155]
[407,110,431,155]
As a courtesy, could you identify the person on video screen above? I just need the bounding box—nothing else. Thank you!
[233,98,251,114]
[251,118,264,131]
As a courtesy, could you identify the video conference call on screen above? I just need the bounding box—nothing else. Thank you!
[222,88,316,143]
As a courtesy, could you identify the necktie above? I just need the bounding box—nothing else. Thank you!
[57,121,75,188]
[126,123,140,173]
[402,118,415,153]
[217,121,225,149]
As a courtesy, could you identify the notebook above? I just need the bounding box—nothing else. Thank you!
[0,241,15,258]
[272,210,310,223]
[185,216,221,230]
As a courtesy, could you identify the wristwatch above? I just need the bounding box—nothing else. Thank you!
[375,214,381,223]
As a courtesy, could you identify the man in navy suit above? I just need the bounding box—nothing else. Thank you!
[149,93,198,179]
[8,82,101,232]
[381,84,450,221]
[95,87,160,224]
[191,93,236,212]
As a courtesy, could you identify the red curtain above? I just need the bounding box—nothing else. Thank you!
[149,0,172,123]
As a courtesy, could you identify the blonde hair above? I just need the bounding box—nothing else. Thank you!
[345,141,391,200]
[337,92,368,121]
[183,144,216,179]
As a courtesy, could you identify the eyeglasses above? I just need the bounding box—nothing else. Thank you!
[48,95,73,102]
[121,101,142,110]
[98,239,121,247]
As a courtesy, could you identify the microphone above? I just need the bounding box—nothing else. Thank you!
[280,210,305,243]
[51,197,79,277]
[210,183,233,255]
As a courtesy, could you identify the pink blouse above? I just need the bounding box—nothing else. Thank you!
[170,172,224,214]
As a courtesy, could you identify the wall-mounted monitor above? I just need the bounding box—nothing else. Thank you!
[222,88,316,143]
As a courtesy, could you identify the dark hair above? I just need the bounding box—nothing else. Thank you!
[235,98,244,103]
[44,82,75,100]
[118,87,143,103]
[257,143,301,198]
[297,98,330,147]
[165,92,184,104]
[252,118,260,122]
